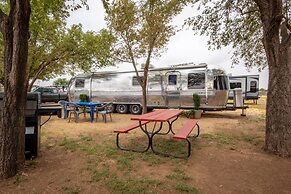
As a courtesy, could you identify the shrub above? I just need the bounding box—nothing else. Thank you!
[79,93,88,102]
[182,109,195,118]
[193,93,200,110]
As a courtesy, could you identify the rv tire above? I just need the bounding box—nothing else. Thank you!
[129,104,142,115]
[116,104,128,114]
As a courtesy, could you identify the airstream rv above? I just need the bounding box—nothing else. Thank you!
[67,63,230,114]
[228,75,259,101]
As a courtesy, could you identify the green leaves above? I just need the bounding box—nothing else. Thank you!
[186,0,267,70]
[1,0,115,87]
[103,0,188,64]
[53,78,69,86]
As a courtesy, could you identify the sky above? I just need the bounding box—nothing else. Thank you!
[40,0,269,89]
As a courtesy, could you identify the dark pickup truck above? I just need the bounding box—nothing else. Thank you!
[33,87,68,103]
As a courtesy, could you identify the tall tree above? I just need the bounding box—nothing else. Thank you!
[0,0,94,179]
[0,0,31,178]
[0,0,115,91]
[187,0,291,156]
[53,78,69,87]
[102,0,188,113]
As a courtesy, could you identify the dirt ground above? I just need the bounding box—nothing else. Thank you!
[1,97,291,194]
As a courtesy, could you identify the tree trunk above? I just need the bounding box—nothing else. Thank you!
[265,39,291,157]
[141,85,147,114]
[142,62,150,114]
[0,0,31,179]
[258,1,291,157]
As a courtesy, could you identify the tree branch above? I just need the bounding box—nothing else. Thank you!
[28,52,68,89]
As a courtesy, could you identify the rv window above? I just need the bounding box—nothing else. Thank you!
[132,76,144,86]
[214,76,229,90]
[75,79,85,88]
[230,82,242,89]
[250,81,257,93]
[168,75,177,85]
[214,78,217,90]
[188,73,205,89]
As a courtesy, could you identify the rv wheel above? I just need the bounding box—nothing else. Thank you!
[116,104,128,114]
[129,104,142,115]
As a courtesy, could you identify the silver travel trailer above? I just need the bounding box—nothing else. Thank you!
[67,63,230,114]
[228,75,259,101]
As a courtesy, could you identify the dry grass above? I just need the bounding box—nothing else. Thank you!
[1,96,291,194]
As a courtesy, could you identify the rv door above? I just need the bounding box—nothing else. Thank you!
[165,71,181,108]
[69,77,90,102]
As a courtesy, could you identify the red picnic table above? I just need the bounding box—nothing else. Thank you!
[114,109,200,158]
[115,109,189,155]
[131,109,183,134]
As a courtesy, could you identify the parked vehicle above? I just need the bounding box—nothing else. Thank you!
[67,63,230,114]
[228,75,259,100]
[33,87,68,103]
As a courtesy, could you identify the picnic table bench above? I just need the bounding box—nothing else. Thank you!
[114,121,150,152]
[173,119,200,157]
[114,109,200,158]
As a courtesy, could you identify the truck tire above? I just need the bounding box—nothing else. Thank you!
[116,104,128,114]
[129,104,142,115]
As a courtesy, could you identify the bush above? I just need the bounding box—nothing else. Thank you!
[79,93,88,102]
[182,109,195,118]
[193,93,200,110]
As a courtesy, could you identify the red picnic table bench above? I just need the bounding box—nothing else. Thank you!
[114,109,200,158]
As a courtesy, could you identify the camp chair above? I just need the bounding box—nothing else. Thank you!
[58,100,72,119]
[96,102,113,123]
[68,103,86,123]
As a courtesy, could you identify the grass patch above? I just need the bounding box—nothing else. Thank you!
[59,138,79,152]
[27,160,38,168]
[59,136,119,159]
[61,186,81,194]
[14,174,21,185]
[166,167,199,193]
[107,174,162,194]
[240,134,264,146]
[200,133,236,146]
[201,132,265,148]
[240,134,257,143]
[79,135,93,142]
[91,169,110,182]
[102,144,119,158]
[152,137,188,157]
[80,144,101,155]
[166,168,191,181]
[140,152,168,166]
[116,152,135,171]
[117,156,133,171]
[175,182,200,193]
